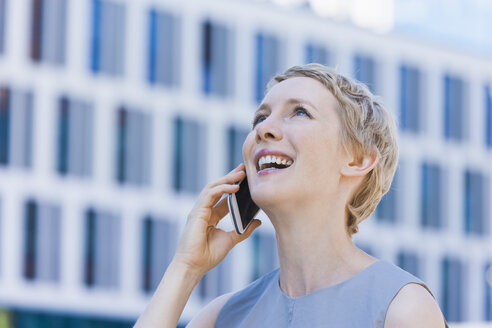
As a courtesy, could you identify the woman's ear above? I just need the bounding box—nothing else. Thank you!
[340,149,379,177]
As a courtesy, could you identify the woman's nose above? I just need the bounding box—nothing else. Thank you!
[255,116,282,142]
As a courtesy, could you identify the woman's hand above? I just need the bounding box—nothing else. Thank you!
[172,163,261,276]
[135,164,261,328]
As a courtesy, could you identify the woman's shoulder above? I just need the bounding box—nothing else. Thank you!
[186,292,235,328]
[369,260,447,328]
[186,268,280,328]
[384,283,447,328]
[364,260,428,293]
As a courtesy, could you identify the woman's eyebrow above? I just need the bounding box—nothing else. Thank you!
[255,98,318,114]
[254,103,270,114]
[286,98,318,111]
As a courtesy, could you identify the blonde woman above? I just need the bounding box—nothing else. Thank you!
[135,64,448,327]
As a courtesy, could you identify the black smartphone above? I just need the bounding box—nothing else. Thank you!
[228,176,260,234]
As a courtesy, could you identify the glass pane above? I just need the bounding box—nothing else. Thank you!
[485,85,492,147]
[444,74,466,141]
[227,127,248,171]
[354,54,377,92]
[305,43,329,65]
[255,32,281,103]
[91,0,125,76]
[421,163,442,228]
[0,87,10,165]
[24,200,38,280]
[0,0,6,54]
[441,257,464,322]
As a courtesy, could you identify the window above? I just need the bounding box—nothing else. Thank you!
[0,87,8,164]
[252,233,278,280]
[84,207,120,288]
[148,9,180,87]
[441,257,464,322]
[23,199,61,282]
[0,198,2,276]
[399,65,422,133]
[485,262,492,321]
[420,162,443,229]
[376,166,399,223]
[0,0,6,54]
[354,54,377,92]
[198,257,232,301]
[443,74,467,141]
[227,127,248,171]
[57,96,94,177]
[172,117,206,193]
[485,85,492,148]
[0,86,34,168]
[397,251,421,279]
[305,43,329,65]
[90,0,126,76]
[464,170,489,235]
[202,20,234,97]
[142,216,177,292]
[116,107,152,185]
[30,0,67,64]
[255,32,282,103]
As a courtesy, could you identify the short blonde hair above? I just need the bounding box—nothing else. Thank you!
[267,63,399,235]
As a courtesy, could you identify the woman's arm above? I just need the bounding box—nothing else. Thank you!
[186,292,234,328]
[134,262,202,328]
[134,164,261,328]
[384,283,447,328]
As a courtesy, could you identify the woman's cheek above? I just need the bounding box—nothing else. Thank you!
[242,132,254,157]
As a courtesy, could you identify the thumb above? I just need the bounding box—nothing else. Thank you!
[230,219,262,245]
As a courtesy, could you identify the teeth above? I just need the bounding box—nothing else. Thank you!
[257,154,294,170]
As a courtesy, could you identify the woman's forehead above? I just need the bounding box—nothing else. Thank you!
[262,77,338,113]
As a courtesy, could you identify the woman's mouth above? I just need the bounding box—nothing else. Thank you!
[256,155,293,175]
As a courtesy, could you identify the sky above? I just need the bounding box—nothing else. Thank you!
[265,0,492,57]
[393,0,492,56]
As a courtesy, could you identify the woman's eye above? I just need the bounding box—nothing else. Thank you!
[294,106,310,117]
[252,114,267,128]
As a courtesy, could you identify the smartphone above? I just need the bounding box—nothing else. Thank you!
[228,176,260,234]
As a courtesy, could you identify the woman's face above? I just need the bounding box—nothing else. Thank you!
[243,76,350,209]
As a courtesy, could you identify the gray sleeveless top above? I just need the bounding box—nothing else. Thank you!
[215,260,448,327]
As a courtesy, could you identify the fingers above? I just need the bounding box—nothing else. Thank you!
[194,165,246,212]
[207,163,245,189]
[228,219,262,246]
[211,196,229,224]
[195,183,239,215]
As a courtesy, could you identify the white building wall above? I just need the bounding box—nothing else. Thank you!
[0,0,490,325]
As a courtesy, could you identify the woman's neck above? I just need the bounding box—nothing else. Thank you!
[265,202,377,298]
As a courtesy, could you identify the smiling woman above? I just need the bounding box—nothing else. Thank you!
[134,64,448,328]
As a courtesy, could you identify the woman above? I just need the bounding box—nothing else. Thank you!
[135,64,448,327]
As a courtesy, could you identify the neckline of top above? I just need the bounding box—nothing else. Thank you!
[275,259,386,301]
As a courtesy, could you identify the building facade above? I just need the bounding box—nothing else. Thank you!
[0,0,491,325]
